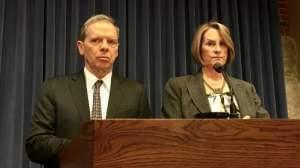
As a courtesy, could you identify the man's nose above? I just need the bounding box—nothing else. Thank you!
[100,40,109,51]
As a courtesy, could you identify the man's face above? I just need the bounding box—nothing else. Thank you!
[77,21,119,74]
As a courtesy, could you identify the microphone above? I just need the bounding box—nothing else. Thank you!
[194,112,229,119]
[213,63,224,73]
[213,63,240,119]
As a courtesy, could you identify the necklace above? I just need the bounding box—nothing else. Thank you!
[203,79,225,94]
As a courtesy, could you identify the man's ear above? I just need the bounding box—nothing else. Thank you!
[77,41,84,55]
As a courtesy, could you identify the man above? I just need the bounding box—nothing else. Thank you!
[26,14,151,167]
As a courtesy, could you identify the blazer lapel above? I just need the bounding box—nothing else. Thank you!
[106,75,123,118]
[68,72,90,122]
[187,73,211,113]
[229,77,249,115]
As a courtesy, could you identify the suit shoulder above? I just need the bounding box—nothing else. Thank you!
[43,72,82,84]
[113,75,145,90]
[40,73,83,93]
[165,74,196,87]
[230,76,254,88]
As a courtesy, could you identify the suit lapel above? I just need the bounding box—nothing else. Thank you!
[68,72,90,122]
[187,73,211,113]
[106,75,123,118]
[230,78,249,115]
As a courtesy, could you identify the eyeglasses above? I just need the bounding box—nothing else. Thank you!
[90,38,119,48]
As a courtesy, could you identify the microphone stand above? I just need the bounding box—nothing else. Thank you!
[221,71,240,119]
[213,63,240,119]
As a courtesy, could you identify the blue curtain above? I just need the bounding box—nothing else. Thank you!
[0,0,286,167]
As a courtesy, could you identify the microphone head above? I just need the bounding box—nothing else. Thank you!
[213,63,224,73]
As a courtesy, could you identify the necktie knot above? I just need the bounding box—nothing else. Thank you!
[94,80,102,89]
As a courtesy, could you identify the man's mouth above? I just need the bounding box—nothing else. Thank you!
[96,56,110,61]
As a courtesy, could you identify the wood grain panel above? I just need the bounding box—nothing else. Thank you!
[61,119,300,168]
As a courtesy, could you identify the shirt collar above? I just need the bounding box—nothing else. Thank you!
[84,67,112,91]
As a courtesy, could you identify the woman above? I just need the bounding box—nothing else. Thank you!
[162,21,269,119]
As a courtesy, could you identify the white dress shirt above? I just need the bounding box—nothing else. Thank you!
[84,67,111,119]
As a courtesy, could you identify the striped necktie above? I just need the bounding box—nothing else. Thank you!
[91,80,102,120]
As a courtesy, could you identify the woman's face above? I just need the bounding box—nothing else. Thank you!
[200,28,228,67]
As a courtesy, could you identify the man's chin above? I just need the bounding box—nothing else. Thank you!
[95,65,112,71]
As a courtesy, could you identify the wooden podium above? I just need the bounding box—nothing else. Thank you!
[60,119,300,168]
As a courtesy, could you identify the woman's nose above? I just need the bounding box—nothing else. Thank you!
[214,44,221,52]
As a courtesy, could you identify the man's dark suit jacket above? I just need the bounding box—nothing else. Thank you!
[162,73,270,118]
[26,72,151,167]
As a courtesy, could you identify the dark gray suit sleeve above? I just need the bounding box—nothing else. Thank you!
[26,81,70,164]
[161,79,183,118]
[249,84,270,118]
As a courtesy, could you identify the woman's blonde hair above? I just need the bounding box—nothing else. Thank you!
[191,21,235,65]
